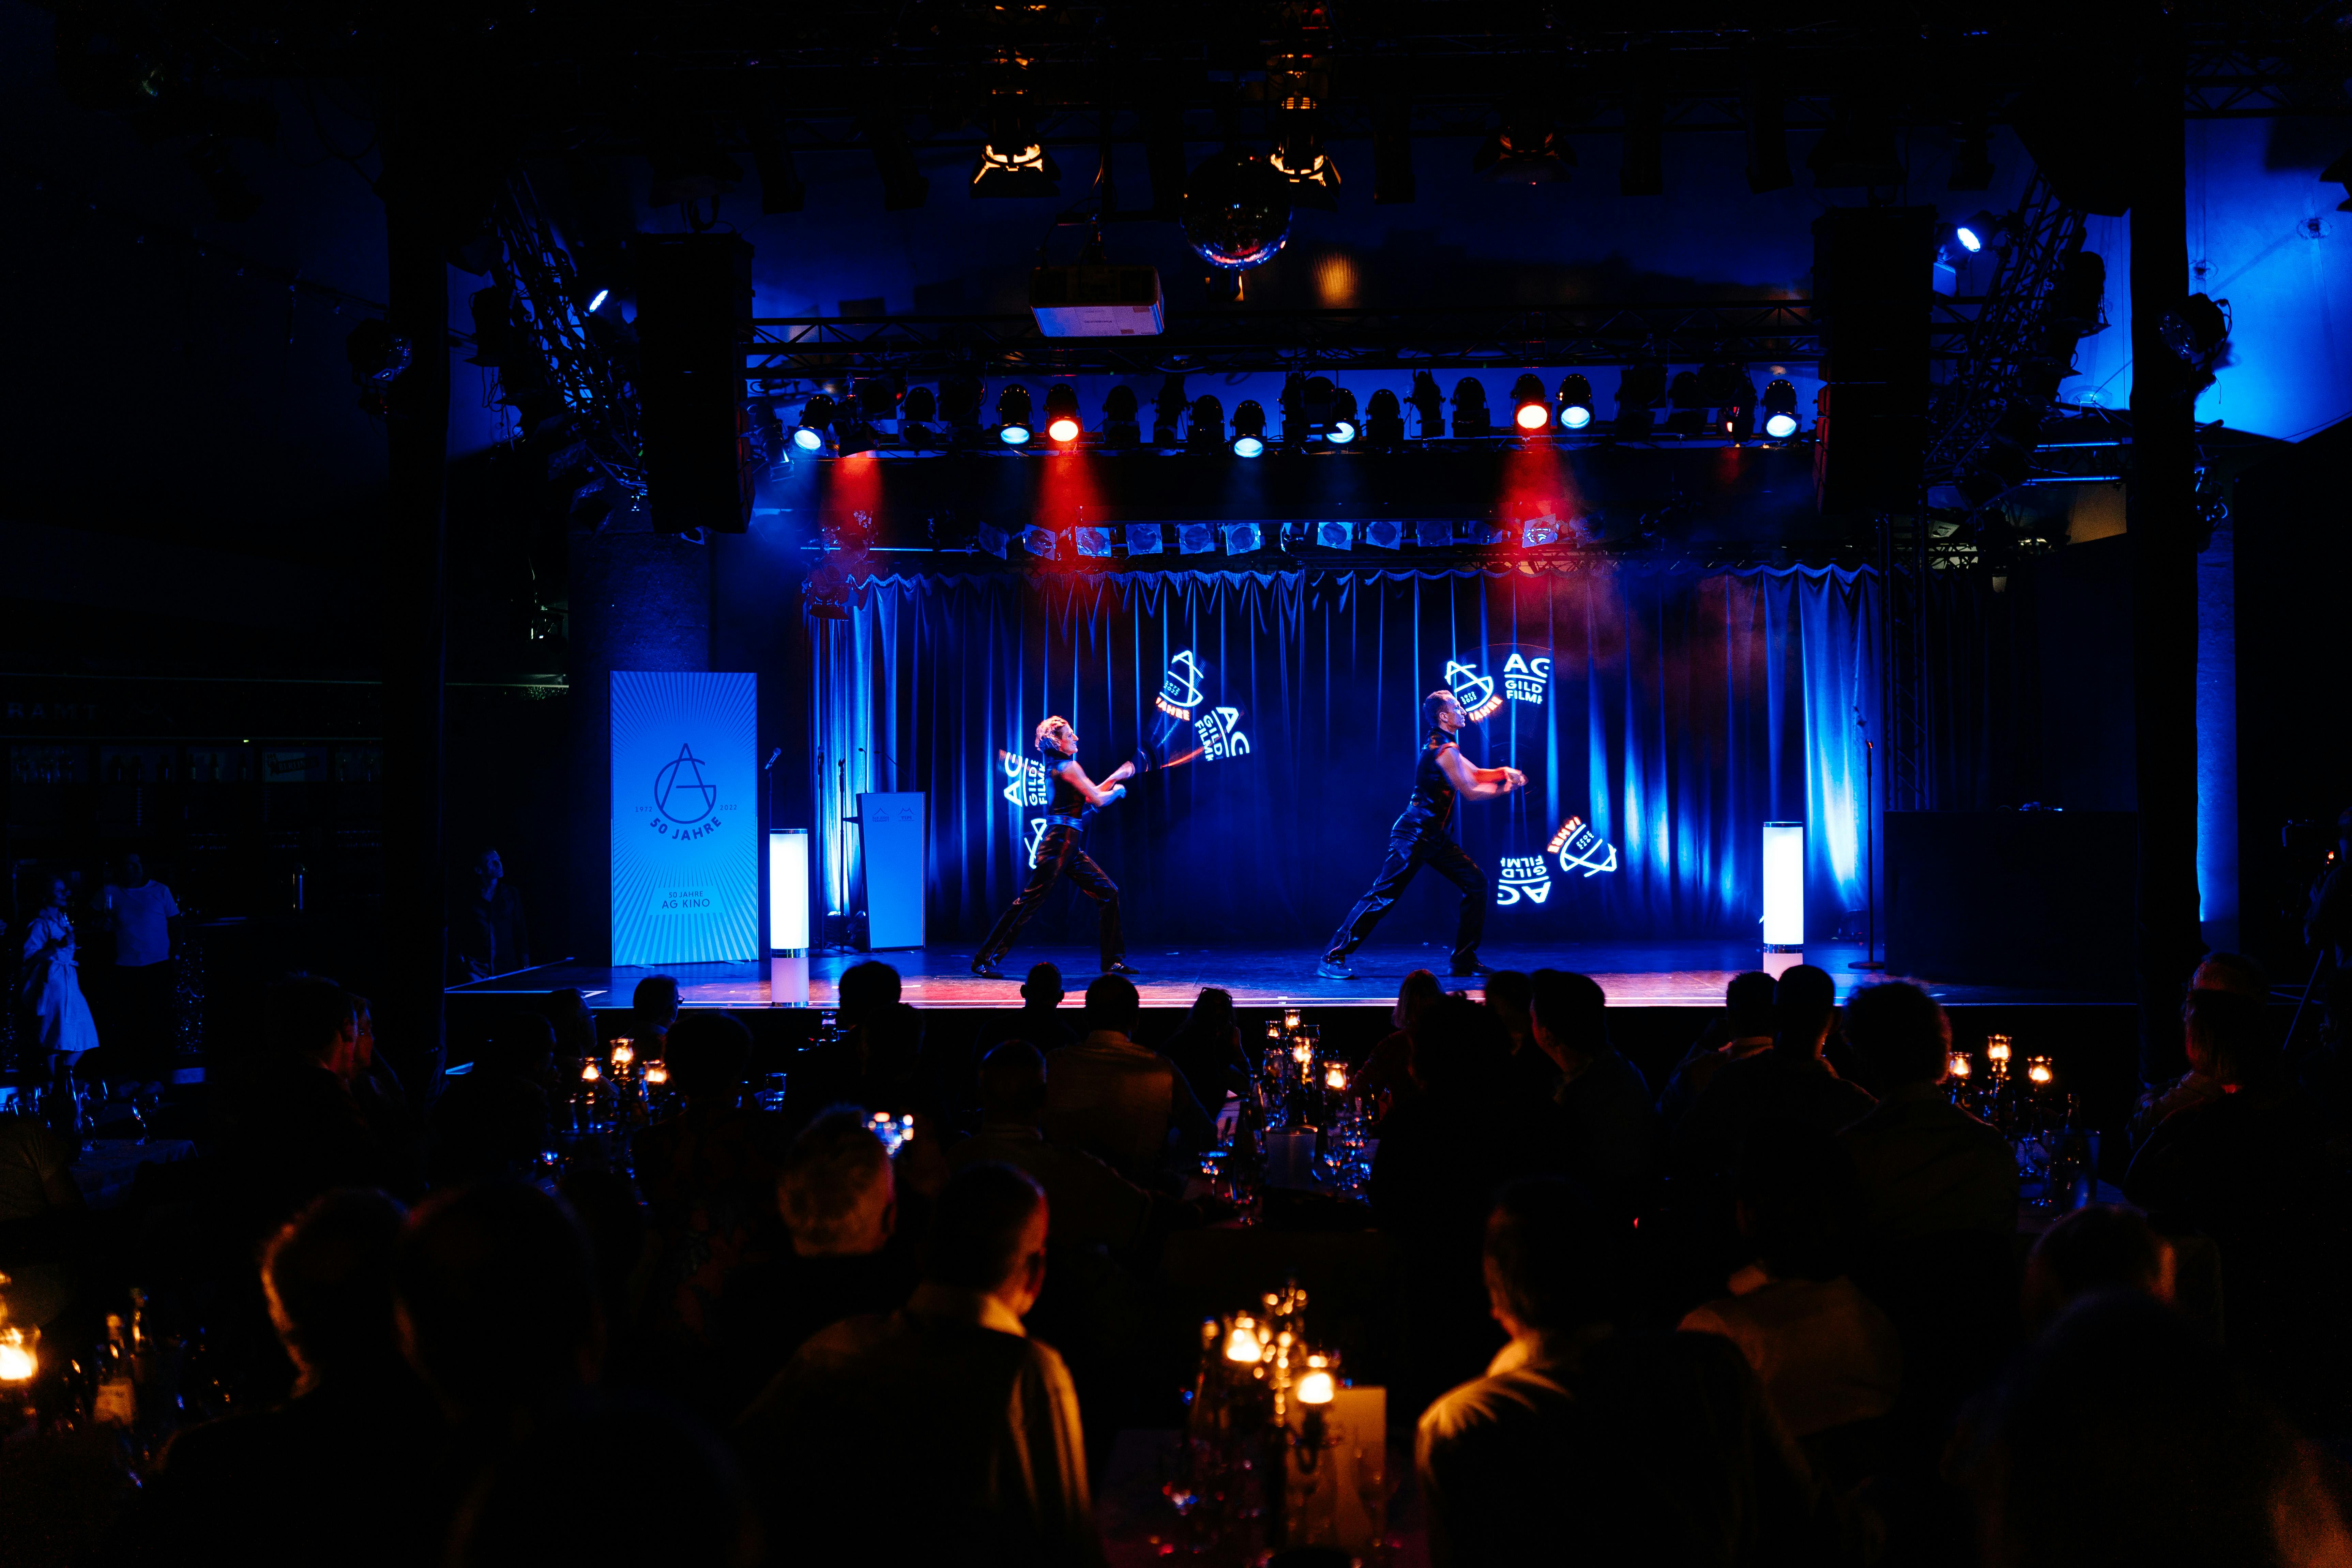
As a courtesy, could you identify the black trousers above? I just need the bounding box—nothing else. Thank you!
[1324,828,1488,969]
[976,825,1124,969]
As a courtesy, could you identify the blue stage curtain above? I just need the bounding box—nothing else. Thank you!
[811,565,1894,947]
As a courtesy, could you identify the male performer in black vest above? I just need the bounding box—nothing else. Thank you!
[972,716,1140,980]
[1318,689,1525,980]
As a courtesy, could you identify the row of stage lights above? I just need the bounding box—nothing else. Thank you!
[776,367,1807,459]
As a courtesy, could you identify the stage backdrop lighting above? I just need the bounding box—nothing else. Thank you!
[1125,523,1164,555]
[1178,523,1217,554]
[1221,522,1264,554]
[1763,821,1804,948]
[768,828,809,950]
[1511,374,1550,431]
[1363,519,1403,549]
[1556,375,1594,430]
[1044,383,1081,443]
[1316,520,1352,549]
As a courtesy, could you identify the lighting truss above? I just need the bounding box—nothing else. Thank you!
[490,174,643,492]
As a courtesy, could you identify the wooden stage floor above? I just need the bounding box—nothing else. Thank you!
[451,940,2131,1012]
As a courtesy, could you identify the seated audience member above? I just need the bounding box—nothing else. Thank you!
[395,1180,603,1431]
[0,1108,86,1330]
[232,977,393,1226]
[2127,952,2267,1149]
[633,1013,789,1379]
[1012,962,1081,1053]
[1678,1126,1902,1442]
[632,974,682,1058]
[1528,970,1657,1215]
[1485,970,1554,1103]
[129,1190,443,1568]
[1042,975,1213,1183]
[135,1189,444,1568]
[1675,965,1876,1173]
[1960,1292,2352,1568]
[541,987,601,1068]
[799,960,933,1115]
[1836,980,2015,1240]
[739,1163,1097,1567]
[345,993,422,1183]
[2020,1204,2175,1331]
[430,1011,555,1186]
[952,1042,1152,1253]
[451,1396,757,1568]
[1417,1178,1816,1568]
[1655,971,1779,1129]
[1355,968,1446,1120]
[1160,987,1249,1109]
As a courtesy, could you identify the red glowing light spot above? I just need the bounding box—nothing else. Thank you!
[1047,417,1081,443]
[1514,403,1549,431]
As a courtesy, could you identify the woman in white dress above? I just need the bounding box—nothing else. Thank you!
[22,877,99,1111]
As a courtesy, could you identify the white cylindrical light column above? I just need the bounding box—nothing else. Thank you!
[769,828,810,953]
[1762,821,1805,950]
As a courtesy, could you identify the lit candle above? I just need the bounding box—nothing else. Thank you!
[1225,1321,1263,1363]
[0,1328,35,1383]
[1283,1008,1302,1032]
[1987,1035,2011,1063]
[2027,1056,2055,1086]
[643,1063,669,1087]
[1297,1355,1335,1404]
[580,1061,601,1082]
[1947,1051,1973,1080]
[1293,1042,1314,1066]
[610,1040,635,1068]
[1324,1063,1349,1091]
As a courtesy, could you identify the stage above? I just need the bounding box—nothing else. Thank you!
[449,940,2137,1012]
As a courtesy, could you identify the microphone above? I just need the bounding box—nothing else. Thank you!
[762,747,783,773]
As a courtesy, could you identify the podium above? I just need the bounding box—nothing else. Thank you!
[855,791,927,950]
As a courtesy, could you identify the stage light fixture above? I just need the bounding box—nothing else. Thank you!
[1415,520,1455,549]
[1221,522,1264,554]
[1295,375,1337,443]
[1043,383,1081,444]
[1075,527,1112,557]
[793,393,836,453]
[1451,378,1490,438]
[939,375,983,434]
[861,113,930,211]
[1153,375,1187,444]
[748,112,807,214]
[971,98,1061,197]
[1231,400,1267,457]
[1316,520,1353,549]
[1022,525,1058,558]
[1188,395,1225,452]
[1363,520,1404,550]
[835,419,878,457]
[1760,378,1800,440]
[1408,371,1445,439]
[901,385,936,423]
[1762,821,1804,948]
[1522,517,1560,547]
[1665,371,1709,437]
[996,385,1034,446]
[1365,388,1405,447]
[1699,362,1757,438]
[1327,387,1359,444]
[1177,523,1217,555]
[1125,524,1164,555]
[1474,108,1575,184]
[1615,363,1666,436]
[2159,293,2231,366]
[1102,385,1140,447]
[1556,375,1595,430]
[1270,59,1341,212]
[1510,374,1550,432]
[976,523,1010,559]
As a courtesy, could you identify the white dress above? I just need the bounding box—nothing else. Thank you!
[21,908,100,1060]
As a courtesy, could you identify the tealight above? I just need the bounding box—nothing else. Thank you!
[580,1061,601,1082]
[1324,1064,1349,1091]
[2026,1056,2055,1086]
[1283,1009,1302,1031]
[0,1328,35,1383]
[1225,1322,1263,1363]
[610,1040,635,1068]
[1296,1369,1336,1405]
[1293,1042,1314,1065]
[1947,1052,1973,1080]
[643,1063,669,1086]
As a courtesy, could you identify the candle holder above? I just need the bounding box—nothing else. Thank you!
[1986,1033,2013,1080]
[2024,1055,2055,1089]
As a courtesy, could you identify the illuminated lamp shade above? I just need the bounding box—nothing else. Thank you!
[1315,520,1352,549]
[1021,525,1058,558]
[1230,400,1267,457]
[1761,378,1800,440]
[1177,523,1218,555]
[1124,523,1164,555]
[1510,373,1550,431]
[1220,522,1264,555]
[769,832,808,951]
[1043,383,1081,444]
[996,384,1034,446]
[1556,374,1594,430]
[1762,821,1804,949]
[1326,386,1359,444]
[1362,519,1403,550]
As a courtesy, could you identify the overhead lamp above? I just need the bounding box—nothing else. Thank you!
[1188,395,1225,452]
[1556,374,1594,430]
[1316,520,1352,549]
[971,99,1061,197]
[1474,109,1575,184]
[1510,373,1550,432]
[1363,519,1404,550]
[900,385,936,423]
[1153,374,1188,445]
[1760,378,1800,440]
[1231,400,1267,457]
[793,393,837,453]
[1327,387,1359,444]
[996,385,1034,446]
[1102,385,1139,447]
[1043,383,1082,444]
[1365,388,1405,447]
[1699,362,1757,438]
[1451,378,1489,438]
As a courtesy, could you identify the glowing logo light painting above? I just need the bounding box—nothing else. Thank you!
[1000,751,1053,808]
[1197,705,1251,761]
[1445,659,1504,723]
[1496,855,1553,906]
[1551,816,1619,878]
[1155,651,1206,722]
[1501,653,1552,706]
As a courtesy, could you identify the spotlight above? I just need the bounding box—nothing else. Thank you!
[1327,387,1359,444]
[586,288,610,314]
[1415,520,1454,548]
[1510,374,1550,432]
[996,385,1034,446]
[2159,293,2231,367]
[856,380,898,422]
[1295,375,1337,443]
[1231,400,1267,457]
[1102,385,1139,447]
[1699,362,1756,438]
[1270,58,1341,212]
[1153,375,1188,445]
[1556,374,1594,430]
[1408,371,1445,438]
[793,393,836,453]
[1666,371,1708,437]
[1188,395,1225,451]
[1474,109,1575,184]
[971,98,1061,197]
[836,418,877,457]
[1953,209,2003,255]
[1221,522,1264,553]
[1043,383,1081,444]
[861,113,930,211]
[1451,380,1489,437]
[1365,388,1405,447]
[1316,520,1352,549]
[1177,523,1217,555]
[1615,363,1666,436]
[1363,519,1404,550]
[1075,527,1112,557]
[901,385,937,422]
[1125,524,1164,555]
[1022,525,1058,557]
[1760,378,1800,440]
[1522,516,1561,547]
[939,376,983,433]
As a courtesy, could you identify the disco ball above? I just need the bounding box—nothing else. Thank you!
[1182,149,1292,272]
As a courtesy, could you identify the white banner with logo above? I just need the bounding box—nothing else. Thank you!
[611,671,759,965]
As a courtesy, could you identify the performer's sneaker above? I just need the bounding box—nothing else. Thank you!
[1315,958,1354,980]
[1449,959,1497,977]
[969,958,1005,979]
[1102,961,1141,978]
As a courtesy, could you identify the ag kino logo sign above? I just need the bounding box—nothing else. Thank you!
[1496,815,1621,909]
[1197,704,1250,761]
[1447,652,1551,720]
[1496,855,1553,906]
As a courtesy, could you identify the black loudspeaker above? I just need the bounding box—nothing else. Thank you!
[634,233,754,534]
[1811,207,1933,517]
